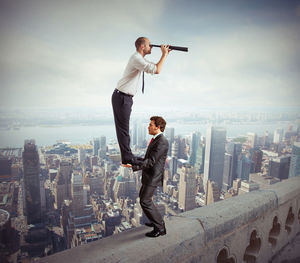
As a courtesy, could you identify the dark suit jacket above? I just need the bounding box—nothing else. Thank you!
[132,133,169,187]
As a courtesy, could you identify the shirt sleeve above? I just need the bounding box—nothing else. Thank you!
[132,55,157,75]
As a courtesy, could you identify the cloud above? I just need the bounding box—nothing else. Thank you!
[0,0,299,111]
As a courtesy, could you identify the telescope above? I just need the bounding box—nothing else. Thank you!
[150,44,188,52]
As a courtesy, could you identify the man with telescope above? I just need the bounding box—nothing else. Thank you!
[111,37,171,165]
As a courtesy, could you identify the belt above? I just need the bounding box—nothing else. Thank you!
[115,89,133,97]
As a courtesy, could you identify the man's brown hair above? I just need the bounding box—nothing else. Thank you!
[135,37,146,50]
[150,116,167,132]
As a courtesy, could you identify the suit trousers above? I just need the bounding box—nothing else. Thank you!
[111,89,133,162]
[139,184,164,231]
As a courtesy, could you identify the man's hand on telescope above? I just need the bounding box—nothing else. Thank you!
[161,45,171,56]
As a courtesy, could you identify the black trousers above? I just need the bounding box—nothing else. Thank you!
[111,89,134,162]
[139,184,164,231]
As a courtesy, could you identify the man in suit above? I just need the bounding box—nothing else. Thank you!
[112,37,171,165]
[123,116,169,237]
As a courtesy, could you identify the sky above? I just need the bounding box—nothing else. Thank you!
[0,0,300,115]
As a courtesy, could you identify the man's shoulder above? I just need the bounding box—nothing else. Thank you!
[128,52,145,66]
[130,51,143,60]
[157,134,168,144]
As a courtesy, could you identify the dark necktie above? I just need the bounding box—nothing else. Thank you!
[142,71,145,94]
[149,138,154,145]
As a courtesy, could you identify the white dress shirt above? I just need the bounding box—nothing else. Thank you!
[116,52,157,96]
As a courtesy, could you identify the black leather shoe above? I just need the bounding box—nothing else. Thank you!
[145,228,166,238]
[145,222,155,227]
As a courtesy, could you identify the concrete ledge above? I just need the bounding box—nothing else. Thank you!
[265,176,300,205]
[181,189,277,243]
[37,216,205,263]
[36,176,300,263]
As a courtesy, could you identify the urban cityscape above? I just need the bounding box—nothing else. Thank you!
[1,0,300,262]
[1,110,300,262]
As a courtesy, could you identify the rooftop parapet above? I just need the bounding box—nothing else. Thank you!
[36,176,300,263]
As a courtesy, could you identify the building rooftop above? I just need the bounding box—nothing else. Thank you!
[37,176,300,263]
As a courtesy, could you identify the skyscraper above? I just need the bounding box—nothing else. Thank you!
[249,148,263,173]
[93,138,100,156]
[189,132,201,166]
[273,129,284,144]
[169,156,178,177]
[65,173,93,248]
[99,136,107,159]
[227,142,242,182]
[78,148,86,164]
[247,133,257,148]
[22,140,42,224]
[203,126,226,191]
[237,154,252,181]
[137,123,146,147]
[289,142,300,177]
[178,164,196,211]
[71,173,84,216]
[194,140,205,174]
[54,161,72,210]
[269,156,291,180]
[166,127,175,156]
[222,153,233,191]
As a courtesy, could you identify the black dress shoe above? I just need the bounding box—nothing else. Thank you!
[122,158,134,165]
[145,228,166,238]
[145,222,155,227]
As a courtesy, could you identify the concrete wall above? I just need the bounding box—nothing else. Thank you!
[36,176,300,263]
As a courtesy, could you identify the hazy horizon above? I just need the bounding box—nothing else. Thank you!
[1,0,300,116]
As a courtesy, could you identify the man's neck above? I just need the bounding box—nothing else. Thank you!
[153,131,162,139]
[137,49,145,57]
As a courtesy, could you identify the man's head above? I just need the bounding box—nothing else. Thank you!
[135,37,152,56]
[148,116,166,135]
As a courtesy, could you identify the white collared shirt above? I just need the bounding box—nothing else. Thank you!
[116,52,157,96]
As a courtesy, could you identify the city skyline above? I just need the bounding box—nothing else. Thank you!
[1,0,300,115]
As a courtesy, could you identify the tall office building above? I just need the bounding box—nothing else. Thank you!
[227,142,242,182]
[0,156,12,182]
[22,140,42,224]
[222,153,233,191]
[99,136,107,159]
[247,133,257,148]
[171,140,179,158]
[194,140,205,174]
[93,138,100,156]
[189,132,201,166]
[261,130,270,148]
[54,161,72,210]
[273,129,284,144]
[166,127,175,156]
[132,121,138,146]
[137,124,147,147]
[203,126,226,191]
[269,156,291,180]
[64,173,93,248]
[289,142,300,177]
[171,136,187,160]
[178,164,196,211]
[249,148,263,173]
[237,154,252,181]
[78,148,86,164]
[205,180,220,205]
[71,173,84,216]
[169,156,178,177]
